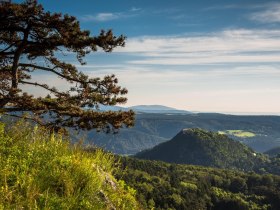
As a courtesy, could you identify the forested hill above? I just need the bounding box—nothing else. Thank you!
[136,128,269,172]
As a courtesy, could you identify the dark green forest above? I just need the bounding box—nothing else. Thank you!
[115,157,280,210]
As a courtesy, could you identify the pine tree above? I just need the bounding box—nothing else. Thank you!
[0,0,134,132]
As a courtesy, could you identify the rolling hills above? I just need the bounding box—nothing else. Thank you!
[85,113,280,154]
[2,109,280,155]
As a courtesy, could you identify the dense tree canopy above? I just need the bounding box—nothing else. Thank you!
[0,0,134,132]
[116,157,280,210]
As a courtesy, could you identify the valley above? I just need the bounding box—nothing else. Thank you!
[84,113,280,154]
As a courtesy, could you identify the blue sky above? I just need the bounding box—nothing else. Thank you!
[21,0,280,114]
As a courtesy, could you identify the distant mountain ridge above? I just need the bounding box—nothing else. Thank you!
[136,128,269,172]
[96,104,191,114]
[130,105,177,111]
[129,105,191,114]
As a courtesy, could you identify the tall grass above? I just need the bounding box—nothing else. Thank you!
[0,121,138,209]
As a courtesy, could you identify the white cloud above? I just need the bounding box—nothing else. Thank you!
[250,3,280,23]
[81,7,141,22]
[81,13,121,22]
[202,4,242,11]
[115,29,280,65]
[79,63,280,80]
[130,7,141,12]
[128,55,280,65]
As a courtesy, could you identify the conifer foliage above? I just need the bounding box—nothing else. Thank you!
[0,0,134,132]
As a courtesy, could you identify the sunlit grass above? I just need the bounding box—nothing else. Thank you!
[0,121,138,209]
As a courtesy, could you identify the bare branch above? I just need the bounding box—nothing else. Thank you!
[18,63,85,84]
[19,80,69,96]
[0,43,16,53]
[2,113,44,126]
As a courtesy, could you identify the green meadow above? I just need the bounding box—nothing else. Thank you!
[218,130,256,138]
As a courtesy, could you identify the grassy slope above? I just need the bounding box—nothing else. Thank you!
[0,121,138,209]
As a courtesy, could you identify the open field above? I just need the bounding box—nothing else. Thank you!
[218,130,256,138]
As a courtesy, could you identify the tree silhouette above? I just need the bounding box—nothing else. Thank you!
[0,0,134,132]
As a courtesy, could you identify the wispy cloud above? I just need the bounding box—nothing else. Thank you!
[81,12,123,22]
[152,8,182,15]
[169,14,186,20]
[203,4,242,11]
[203,3,270,11]
[81,8,140,22]
[130,7,141,12]
[250,3,280,23]
[115,29,280,65]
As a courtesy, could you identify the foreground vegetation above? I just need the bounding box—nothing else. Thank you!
[116,157,280,210]
[0,121,137,209]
